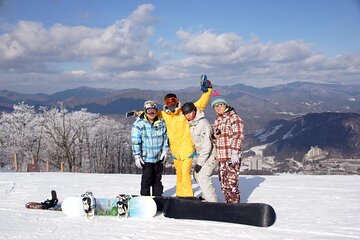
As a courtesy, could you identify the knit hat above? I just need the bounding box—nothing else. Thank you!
[164,93,178,101]
[211,91,228,108]
[144,100,157,110]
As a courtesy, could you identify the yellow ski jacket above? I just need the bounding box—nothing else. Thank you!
[159,89,213,160]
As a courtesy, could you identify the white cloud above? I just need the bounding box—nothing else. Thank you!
[177,30,242,55]
[68,70,86,76]
[0,4,359,93]
[269,40,313,62]
[0,33,24,60]
[0,4,157,73]
[164,29,360,87]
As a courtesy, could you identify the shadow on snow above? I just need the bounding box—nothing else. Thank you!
[163,175,266,203]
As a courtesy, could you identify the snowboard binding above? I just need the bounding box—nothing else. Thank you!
[81,191,95,218]
[40,190,58,209]
[26,190,59,210]
[116,194,132,218]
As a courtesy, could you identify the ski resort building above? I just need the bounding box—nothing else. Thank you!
[303,146,328,162]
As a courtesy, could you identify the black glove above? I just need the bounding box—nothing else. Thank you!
[194,164,202,173]
[211,128,221,139]
[125,111,137,117]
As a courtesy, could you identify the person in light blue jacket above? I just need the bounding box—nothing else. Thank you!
[131,100,169,196]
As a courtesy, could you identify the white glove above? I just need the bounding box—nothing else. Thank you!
[230,153,240,164]
[134,155,144,169]
[160,151,167,161]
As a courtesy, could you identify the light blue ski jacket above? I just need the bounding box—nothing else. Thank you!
[131,113,169,163]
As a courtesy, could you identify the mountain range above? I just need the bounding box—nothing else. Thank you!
[1,82,360,132]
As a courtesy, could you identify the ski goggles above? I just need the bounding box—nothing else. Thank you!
[145,108,157,115]
[165,97,179,107]
[214,103,225,108]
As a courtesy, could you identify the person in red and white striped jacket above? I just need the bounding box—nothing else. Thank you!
[211,91,244,203]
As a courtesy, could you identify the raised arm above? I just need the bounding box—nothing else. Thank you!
[194,88,213,111]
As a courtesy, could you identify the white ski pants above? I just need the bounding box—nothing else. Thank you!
[194,155,218,202]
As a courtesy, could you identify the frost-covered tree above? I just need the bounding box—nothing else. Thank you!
[0,103,42,170]
[65,108,100,172]
[40,104,81,171]
[0,103,135,173]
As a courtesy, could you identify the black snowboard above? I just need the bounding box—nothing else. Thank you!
[153,196,201,211]
[162,198,276,227]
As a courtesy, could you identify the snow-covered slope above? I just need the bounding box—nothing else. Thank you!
[0,173,359,240]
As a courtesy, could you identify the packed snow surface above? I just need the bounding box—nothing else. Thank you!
[0,173,359,240]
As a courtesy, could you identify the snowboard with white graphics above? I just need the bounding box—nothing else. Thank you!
[61,195,157,218]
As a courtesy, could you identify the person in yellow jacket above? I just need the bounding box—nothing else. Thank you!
[158,78,213,197]
[128,76,213,197]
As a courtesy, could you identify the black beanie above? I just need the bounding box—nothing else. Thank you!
[164,93,177,101]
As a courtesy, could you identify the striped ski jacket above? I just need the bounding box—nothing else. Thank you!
[131,113,169,163]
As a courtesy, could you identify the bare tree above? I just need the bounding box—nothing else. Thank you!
[0,103,40,170]
[0,103,135,173]
[41,104,83,171]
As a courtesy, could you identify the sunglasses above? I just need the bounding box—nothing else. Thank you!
[165,97,179,107]
[145,108,157,115]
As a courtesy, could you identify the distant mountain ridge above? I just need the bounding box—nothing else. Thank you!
[1,81,360,132]
[250,112,360,161]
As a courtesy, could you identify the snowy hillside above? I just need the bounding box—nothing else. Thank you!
[1,173,359,240]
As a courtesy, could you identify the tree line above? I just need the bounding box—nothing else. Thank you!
[0,103,175,174]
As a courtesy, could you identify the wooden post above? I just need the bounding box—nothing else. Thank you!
[13,152,18,172]
[60,162,64,172]
[46,161,49,172]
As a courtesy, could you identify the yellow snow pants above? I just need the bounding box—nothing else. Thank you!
[173,157,193,197]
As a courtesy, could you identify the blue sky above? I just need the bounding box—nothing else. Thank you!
[0,0,359,94]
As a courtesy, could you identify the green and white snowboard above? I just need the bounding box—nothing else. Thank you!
[61,195,157,218]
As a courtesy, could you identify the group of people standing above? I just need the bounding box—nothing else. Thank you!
[130,77,244,203]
